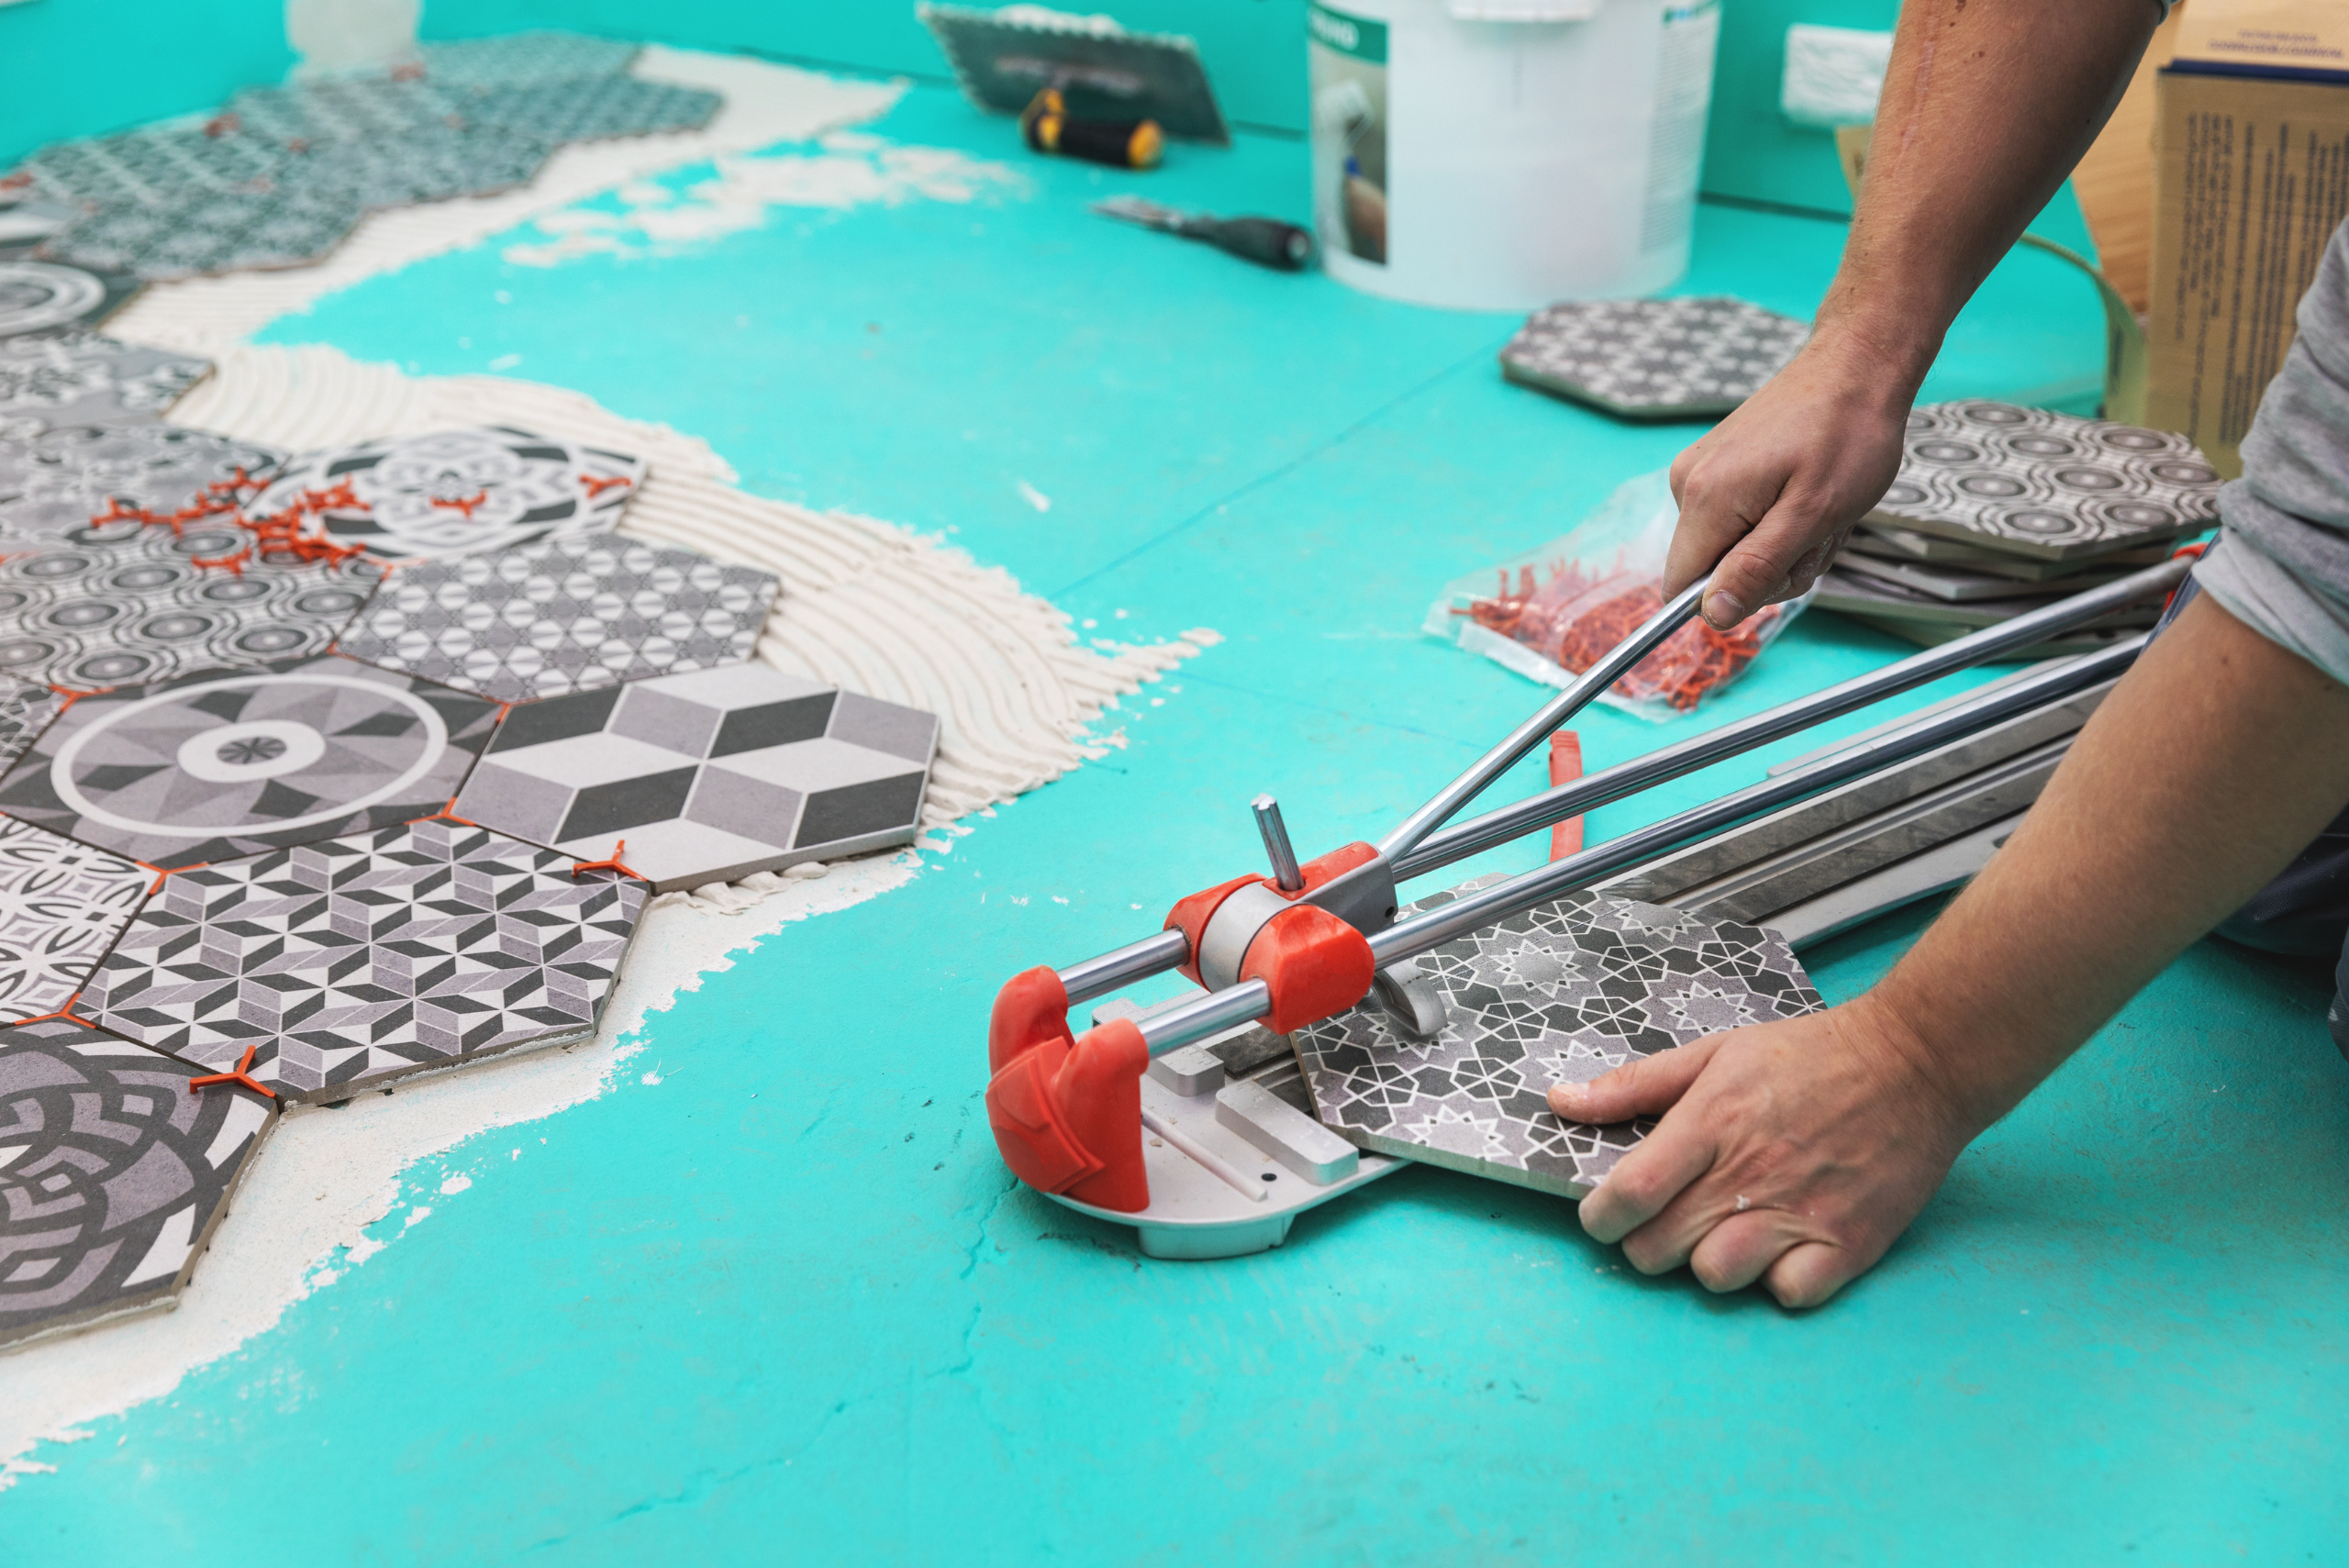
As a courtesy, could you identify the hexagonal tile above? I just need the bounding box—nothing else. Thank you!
[87,817,647,1103]
[1499,295,1809,418]
[0,652,496,869]
[453,663,938,892]
[0,817,150,1023]
[335,528,777,702]
[0,676,65,775]
[248,426,644,563]
[0,520,377,689]
[462,76,724,146]
[417,31,642,88]
[0,256,142,339]
[0,424,282,550]
[0,1016,275,1349]
[45,185,365,283]
[0,331,212,439]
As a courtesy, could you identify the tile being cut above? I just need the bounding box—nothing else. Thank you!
[0,332,211,437]
[0,651,495,869]
[454,663,939,892]
[0,1016,275,1349]
[1866,402,2221,560]
[88,817,647,1103]
[0,520,376,689]
[0,258,142,339]
[1291,882,1824,1197]
[0,817,150,1022]
[0,422,282,549]
[248,426,644,562]
[1499,296,1809,418]
[335,529,778,702]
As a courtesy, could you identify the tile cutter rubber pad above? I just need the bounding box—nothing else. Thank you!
[985,554,2195,1239]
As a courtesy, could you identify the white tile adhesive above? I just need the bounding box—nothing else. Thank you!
[1,49,1209,1479]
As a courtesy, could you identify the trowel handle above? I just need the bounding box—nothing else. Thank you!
[1189,217,1315,272]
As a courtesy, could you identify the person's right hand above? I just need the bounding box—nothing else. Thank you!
[1664,333,1920,630]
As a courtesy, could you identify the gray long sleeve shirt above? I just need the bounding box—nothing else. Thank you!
[2199,217,2349,687]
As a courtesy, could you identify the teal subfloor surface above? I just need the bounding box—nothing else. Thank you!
[6,78,2343,1564]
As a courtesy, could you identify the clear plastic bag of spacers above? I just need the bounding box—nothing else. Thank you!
[1422,468,1812,719]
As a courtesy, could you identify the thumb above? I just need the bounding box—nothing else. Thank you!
[1548,1036,1720,1125]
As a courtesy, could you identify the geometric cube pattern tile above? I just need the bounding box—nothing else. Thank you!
[0,652,496,869]
[1499,296,1810,418]
[86,817,648,1103]
[334,529,778,702]
[0,817,150,1025]
[0,257,143,340]
[0,331,211,437]
[0,424,284,550]
[0,1016,276,1348]
[1292,881,1825,1198]
[0,521,378,690]
[1865,401,2223,561]
[247,426,645,563]
[453,663,938,892]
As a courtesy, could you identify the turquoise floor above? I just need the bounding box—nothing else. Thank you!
[8,79,2344,1563]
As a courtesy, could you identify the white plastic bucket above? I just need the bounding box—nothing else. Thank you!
[1308,0,1720,310]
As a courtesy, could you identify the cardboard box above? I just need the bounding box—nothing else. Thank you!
[2174,0,2349,80]
[2147,65,2349,474]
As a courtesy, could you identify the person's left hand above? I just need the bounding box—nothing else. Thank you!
[1547,997,1979,1308]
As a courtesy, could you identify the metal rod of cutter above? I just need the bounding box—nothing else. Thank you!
[1252,794,1305,891]
[1391,554,2192,881]
[1134,634,2144,1055]
[1372,576,1710,865]
[1058,929,1190,1005]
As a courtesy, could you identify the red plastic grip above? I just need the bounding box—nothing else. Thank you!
[1238,903,1376,1036]
[1162,840,1381,984]
[989,964,1073,1074]
[985,1018,1152,1212]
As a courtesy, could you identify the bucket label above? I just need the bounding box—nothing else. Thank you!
[1308,5,1388,265]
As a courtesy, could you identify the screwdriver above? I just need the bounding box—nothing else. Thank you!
[1091,196,1316,272]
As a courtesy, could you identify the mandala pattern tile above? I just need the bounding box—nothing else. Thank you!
[88,817,647,1103]
[0,195,83,254]
[1499,296,1810,417]
[336,529,776,701]
[1865,402,2222,560]
[0,422,282,549]
[0,332,211,435]
[0,258,141,339]
[454,663,938,892]
[1292,882,1825,1197]
[0,520,375,689]
[0,818,150,1023]
[249,426,644,562]
[0,1017,275,1348]
[0,652,495,869]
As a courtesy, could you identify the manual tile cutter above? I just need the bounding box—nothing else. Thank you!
[986,556,2195,1254]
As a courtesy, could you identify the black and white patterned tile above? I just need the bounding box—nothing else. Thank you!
[249,426,644,562]
[0,331,211,436]
[0,423,282,549]
[0,257,142,339]
[88,817,647,1103]
[0,651,495,869]
[0,677,64,775]
[1500,296,1810,417]
[417,31,641,88]
[0,818,150,1022]
[1291,882,1825,1197]
[453,662,938,892]
[1868,402,2222,560]
[462,76,724,146]
[289,124,554,211]
[0,1016,275,1348]
[0,520,375,690]
[13,127,287,211]
[44,185,366,283]
[335,529,777,702]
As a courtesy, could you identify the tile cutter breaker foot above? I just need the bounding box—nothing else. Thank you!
[985,556,2194,1226]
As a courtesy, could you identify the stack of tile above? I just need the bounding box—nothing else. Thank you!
[1813,401,2221,657]
[1498,295,1811,419]
[3,32,720,282]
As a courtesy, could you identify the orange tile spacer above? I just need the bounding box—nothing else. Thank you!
[191,547,251,575]
[430,490,489,518]
[1547,730,1585,862]
[581,474,633,498]
[187,1044,276,1099]
[570,840,645,881]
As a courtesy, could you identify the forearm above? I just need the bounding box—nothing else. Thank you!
[1867,595,2349,1133]
[1818,0,2157,391]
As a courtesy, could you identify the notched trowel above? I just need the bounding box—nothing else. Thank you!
[917,4,1230,144]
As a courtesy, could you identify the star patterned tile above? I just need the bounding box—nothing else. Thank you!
[0,332,211,438]
[0,520,377,690]
[0,423,283,550]
[335,529,778,702]
[0,257,142,339]
[248,426,644,563]
[453,663,938,892]
[1291,880,1825,1197]
[0,652,495,869]
[0,1016,275,1349]
[0,817,150,1023]
[1499,296,1810,418]
[87,817,647,1104]
[1865,402,2222,561]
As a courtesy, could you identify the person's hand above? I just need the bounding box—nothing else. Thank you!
[1546,995,1979,1308]
[1664,332,1920,630]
